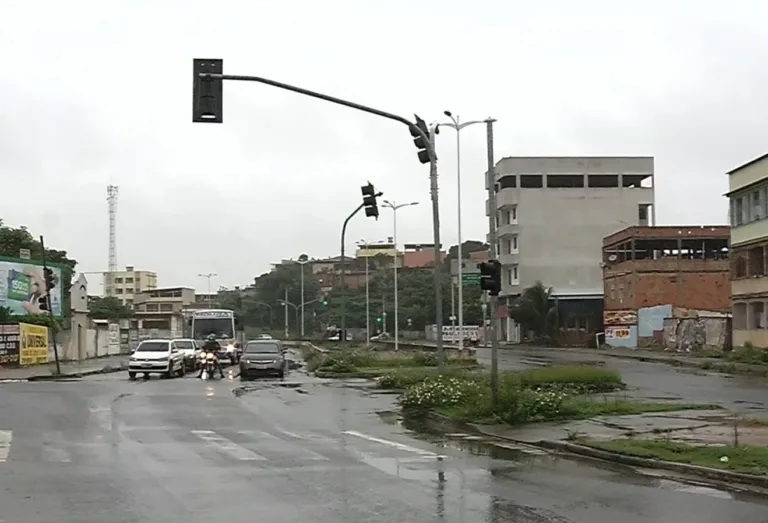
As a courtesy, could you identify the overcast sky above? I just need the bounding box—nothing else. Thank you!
[1,1,765,292]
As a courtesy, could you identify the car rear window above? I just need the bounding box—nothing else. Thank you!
[136,341,169,352]
[245,342,280,353]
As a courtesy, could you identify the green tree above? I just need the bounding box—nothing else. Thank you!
[509,281,559,343]
[88,296,133,320]
[0,220,77,318]
[447,240,488,260]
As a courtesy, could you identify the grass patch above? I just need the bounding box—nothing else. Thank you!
[581,438,768,476]
[396,366,714,426]
[305,348,479,377]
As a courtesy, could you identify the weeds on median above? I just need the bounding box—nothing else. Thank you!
[396,365,714,426]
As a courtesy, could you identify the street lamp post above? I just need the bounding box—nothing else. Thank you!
[440,112,487,354]
[382,200,419,352]
[296,257,310,338]
[358,239,371,346]
[198,273,218,307]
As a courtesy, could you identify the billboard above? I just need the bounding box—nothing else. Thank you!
[19,322,49,365]
[0,257,64,318]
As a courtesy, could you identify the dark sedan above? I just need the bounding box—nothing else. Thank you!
[239,340,286,380]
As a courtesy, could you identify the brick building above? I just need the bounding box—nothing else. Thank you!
[601,226,730,347]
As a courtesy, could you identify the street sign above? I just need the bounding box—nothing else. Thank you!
[462,273,481,285]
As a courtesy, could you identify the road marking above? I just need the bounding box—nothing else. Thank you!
[0,430,11,462]
[342,430,445,458]
[240,430,328,460]
[191,430,266,461]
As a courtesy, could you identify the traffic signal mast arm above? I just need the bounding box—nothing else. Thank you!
[194,61,436,163]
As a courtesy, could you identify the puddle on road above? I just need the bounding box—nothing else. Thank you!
[375,410,768,503]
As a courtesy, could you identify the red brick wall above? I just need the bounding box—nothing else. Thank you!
[604,270,730,311]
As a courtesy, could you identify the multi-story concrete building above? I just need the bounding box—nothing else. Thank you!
[488,156,655,341]
[132,286,196,338]
[727,153,768,347]
[103,265,158,307]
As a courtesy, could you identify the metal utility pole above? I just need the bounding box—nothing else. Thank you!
[297,257,309,338]
[340,203,364,343]
[283,287,289,339]
[358,240,371,346]
[191,60,443,358]
[484,118,500,406]
[382,200,418,352]
[198,273,217,306]
[382,293,387,334]
[441,112,486,356]
[39,236,61,375]
[427,125,446,369]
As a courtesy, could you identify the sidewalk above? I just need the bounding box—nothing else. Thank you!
[466,409,768,489]
[388,339,768,375]
[0,355,128,381]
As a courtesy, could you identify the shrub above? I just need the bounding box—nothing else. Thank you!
[517,365,624,393]
[378,367,475,389]
[400,375,483,411]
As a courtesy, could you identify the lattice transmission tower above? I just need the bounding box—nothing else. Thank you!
[106,185,119,296]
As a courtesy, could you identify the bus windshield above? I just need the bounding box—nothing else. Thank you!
[192,318,234,339]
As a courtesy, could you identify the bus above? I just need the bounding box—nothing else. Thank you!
[189,309,242,362]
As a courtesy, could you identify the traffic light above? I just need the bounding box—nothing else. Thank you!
[361,182,379,219]
[478,260,502,296]
[192,58,224,123]
[376,316,382,324]
[409,114,437,164]
[43,267,55,292]
[38,295,49,312]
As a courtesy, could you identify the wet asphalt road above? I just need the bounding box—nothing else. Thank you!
[475,347,768,413]
[2,363,768,522]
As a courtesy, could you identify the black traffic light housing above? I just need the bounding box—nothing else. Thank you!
[409,114,437,165]
[44,267,55,292]
[478,260,502,296]
[361,182,380,219]
[193,59,224,123]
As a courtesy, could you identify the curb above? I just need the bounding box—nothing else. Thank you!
[534,439,768,489]
[24,363,128,382]
[417,410,768,490]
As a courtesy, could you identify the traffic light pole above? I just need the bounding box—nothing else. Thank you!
[195,64,445,364]
[428,128,446,370]
[483,120,500,407]
[39,236,61,376]
[339,201,367,344]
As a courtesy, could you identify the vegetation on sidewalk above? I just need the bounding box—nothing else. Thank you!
[301,346,479,378]
[580,438,768,476]
[397,366,716,426]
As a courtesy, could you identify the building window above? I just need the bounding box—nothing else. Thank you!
[511,205,517,222]
[754,191,763,221]
[507,266,519,285]
[512,235,518,252]
[735,197,744,226]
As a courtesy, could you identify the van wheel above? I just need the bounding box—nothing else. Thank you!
[128,372,136,380]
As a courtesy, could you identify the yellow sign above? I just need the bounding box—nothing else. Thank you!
[605,326,631,340]
[19,323,49,365]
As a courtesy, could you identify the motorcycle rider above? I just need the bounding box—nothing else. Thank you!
[197,334,225,378]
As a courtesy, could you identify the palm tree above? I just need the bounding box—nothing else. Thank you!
[509,281,559,343]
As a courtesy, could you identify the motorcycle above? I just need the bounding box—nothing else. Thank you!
[199,352,220,380]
